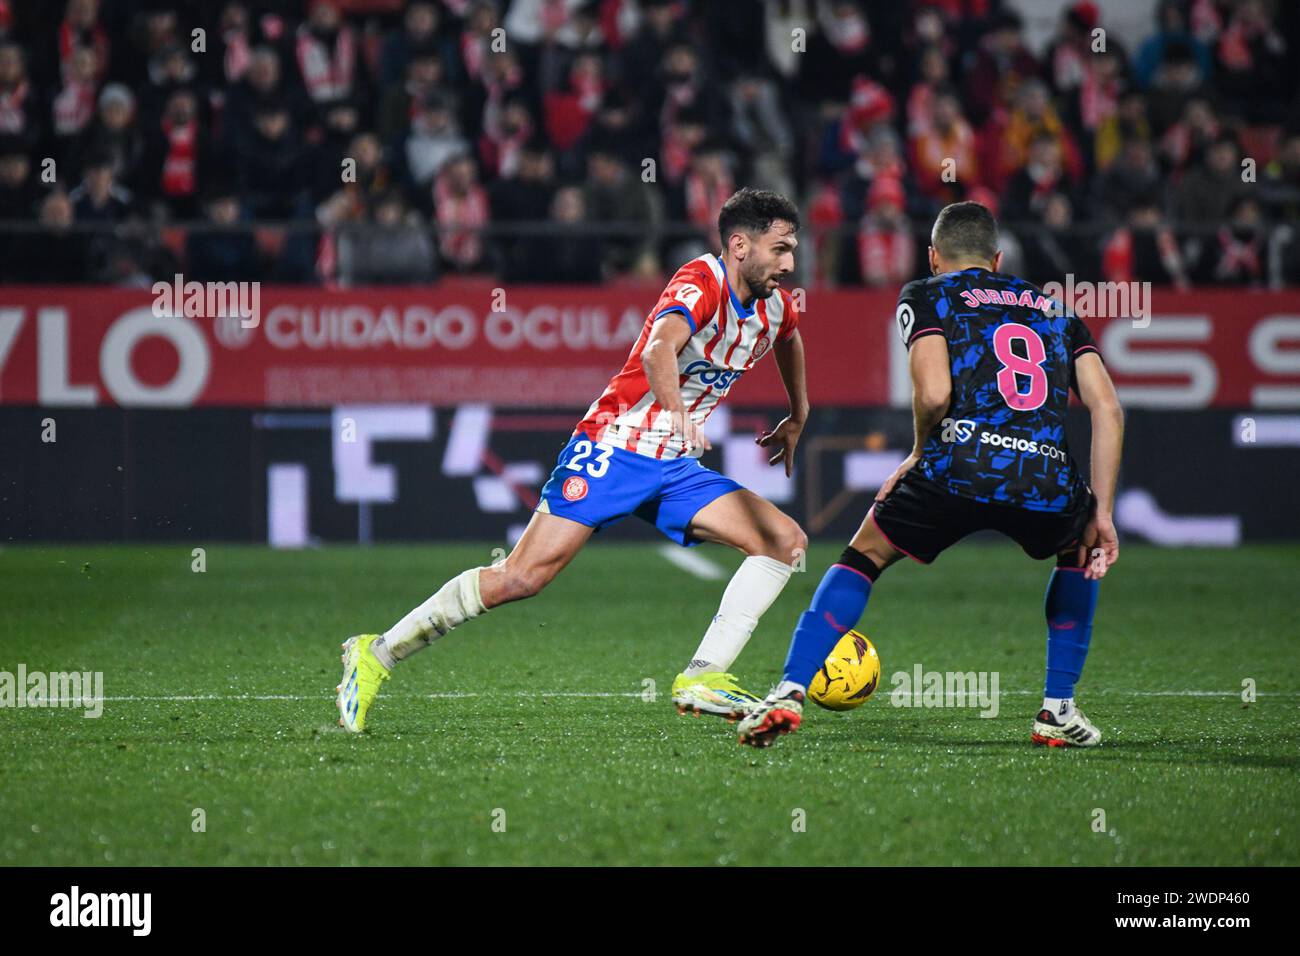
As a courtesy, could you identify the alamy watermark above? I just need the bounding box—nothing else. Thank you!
[1041,274,1152,329]
[890,664,1000,718]
[0,665,103,718]
[152,273,261,328]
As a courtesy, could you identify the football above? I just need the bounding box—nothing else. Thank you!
[809,630,881,711]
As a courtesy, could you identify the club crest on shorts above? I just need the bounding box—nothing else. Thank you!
[562,476,589,501]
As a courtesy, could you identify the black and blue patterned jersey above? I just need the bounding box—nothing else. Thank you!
[895,267,1100,512]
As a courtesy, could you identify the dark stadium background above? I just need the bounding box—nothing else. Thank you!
[1,0,1297,546]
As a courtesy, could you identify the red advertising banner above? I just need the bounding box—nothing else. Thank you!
[0,283,1297,409]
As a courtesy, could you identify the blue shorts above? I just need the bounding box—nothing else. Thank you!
[537,434,743,546]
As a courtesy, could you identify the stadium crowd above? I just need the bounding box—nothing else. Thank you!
[0,0,1297,287]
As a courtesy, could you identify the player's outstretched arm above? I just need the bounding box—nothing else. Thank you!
[641,312,711,451]
[1075,352,1125,578]
[757,329,809,477]
[878,335,951,500]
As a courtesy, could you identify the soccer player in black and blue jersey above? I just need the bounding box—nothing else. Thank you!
[739,201,1125,748]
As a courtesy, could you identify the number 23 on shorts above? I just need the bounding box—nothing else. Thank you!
[566,440,614,478]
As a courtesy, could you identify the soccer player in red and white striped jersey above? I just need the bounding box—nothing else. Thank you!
[337,189,812,732]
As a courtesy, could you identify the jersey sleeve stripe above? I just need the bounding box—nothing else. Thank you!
[908,326,945,345]
[654,304,696,333]
[1073,344,1100,355]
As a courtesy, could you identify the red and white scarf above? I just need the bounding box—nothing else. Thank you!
[53,78,97,136]
[224,29,252,83]
[434,174,488,268]
[0,80,29,134]
[161,117,198,197]
[858,222,914,286]
[685,171,734,231]
[1214,228,1261,280]
[296,24,356,102]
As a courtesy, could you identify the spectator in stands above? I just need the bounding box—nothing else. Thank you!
[1070,46,1127,163]
[379,1,457,90]
[1003,131,1076,223]
[729,69,795,198]
[378,48,444,148]
[1170,133,1249,226]
[404,91,469,198]
[433,153,487,273]
[69,149,131,221]
[1213,0,1288,122]
[541,184,601,284]
[185,185,261,283]
[995,78,1083,193]
[478,92,534,180]
[582,88,654,171]
[10,189,90,282]
[653,44,723,157]
[295,0,367,107]
[58,0,109,84]
[0,42,41,143]
[1093,136,1162,222]
[963,9,1039,125]
[337,190,435,286]
[1261,130,1300,221]
[1146,40,1204,134]
[1134,0,1212,91]
[78,83,144,190]
[206,3,256,92]
[223,46,305,154]
[797,1,878,108]
[1045,2,1101,101]
[617,0,681,90]
[316,130,395,234]
[1103,198,1189,289]
[1160,96,1221,173]
[238,100,309,220]
[0,136,34,219]
[50,45,100,167]
[489,137,555,283]
[542,50,605,160]
[311,96,363,200]
[458,1,503,88]
[461,44,524,152]
[905,44,952,139]
[911,86,978,205]
[858,174,915,288]
[146,87,208,219]
[583,139,657,278]
[140,42,198,135]
[668,137,734,264]
[121,5,181,91]
[1193,194,1268,287]
[1019,191,1100,285]
[1093,90,1153,171]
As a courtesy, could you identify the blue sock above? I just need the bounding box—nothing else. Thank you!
[1043,568,1099,699]
[782,556,876,689]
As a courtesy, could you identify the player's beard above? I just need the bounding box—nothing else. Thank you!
[744,266,781,300]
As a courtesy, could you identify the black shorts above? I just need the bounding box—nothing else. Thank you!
[870,472,1093,564]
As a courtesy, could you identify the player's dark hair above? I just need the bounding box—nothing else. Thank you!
[717,188,800,247]
[931,201,999,263]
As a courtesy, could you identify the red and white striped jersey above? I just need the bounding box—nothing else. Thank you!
[573,253,800,460]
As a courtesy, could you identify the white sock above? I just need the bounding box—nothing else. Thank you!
[684,555,793,675]
[379,567,487,663]
[773,679,806,700]
[1042,696,1074,721]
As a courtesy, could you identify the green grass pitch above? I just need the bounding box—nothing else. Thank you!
[1,542,1296,866]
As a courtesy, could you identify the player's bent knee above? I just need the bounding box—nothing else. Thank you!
[781,522,810,563]
[747,518,806,563]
